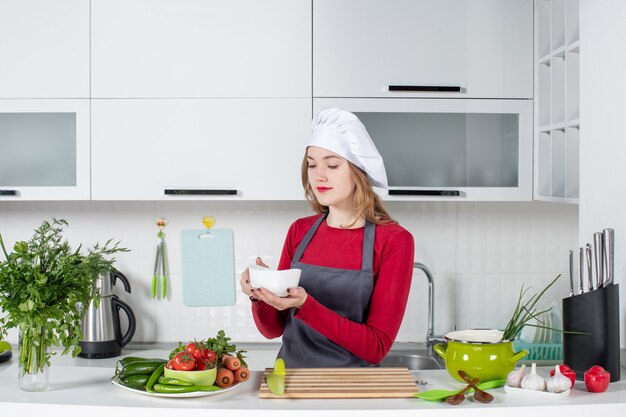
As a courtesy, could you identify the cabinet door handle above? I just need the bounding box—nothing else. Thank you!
[164,189,238,196]
[388,189,461,196]
[0,190,19,197]
[388,85,462,92]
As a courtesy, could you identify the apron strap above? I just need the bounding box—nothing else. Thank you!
[361,221,375,273]
[293,213,376,273]
[292,213,327,263]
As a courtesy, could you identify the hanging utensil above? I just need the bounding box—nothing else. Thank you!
[152,217,169,300]
[603,228,614,287]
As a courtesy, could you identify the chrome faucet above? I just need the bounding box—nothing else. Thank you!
[413,262,446,350]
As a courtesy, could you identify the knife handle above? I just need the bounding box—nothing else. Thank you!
[603,228,614,287]
[578,247,585,294]
[585,243,594,292]
[568,250,574,296]
[593,232,604,290]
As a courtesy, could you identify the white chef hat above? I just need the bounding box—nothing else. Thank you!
[308,108,388,188]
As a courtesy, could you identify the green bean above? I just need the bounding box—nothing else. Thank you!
[152,383,221,394]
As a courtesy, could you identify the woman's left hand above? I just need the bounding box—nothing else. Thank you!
[251,287,308,310]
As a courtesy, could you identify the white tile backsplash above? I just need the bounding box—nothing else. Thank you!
[0,200,578,345]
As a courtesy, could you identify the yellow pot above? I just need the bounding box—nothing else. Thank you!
[434,329,528,382]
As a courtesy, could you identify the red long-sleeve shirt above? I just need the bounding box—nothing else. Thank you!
[251,214,415,364]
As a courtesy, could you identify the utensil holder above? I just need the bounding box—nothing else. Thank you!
[562,284,620,382]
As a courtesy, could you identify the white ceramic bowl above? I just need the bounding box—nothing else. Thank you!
[248,265,301,297]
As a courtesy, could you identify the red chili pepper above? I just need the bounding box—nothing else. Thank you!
[550,364,577,389]
[584,365,610,393]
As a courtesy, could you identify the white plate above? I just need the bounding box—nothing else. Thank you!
[519,317,537,343]
[546,312,553,342]
[539,311,551,344]
[549,300,562,343]
[534,311,550,344]
[504,384,570,400]
[111,377,241,398]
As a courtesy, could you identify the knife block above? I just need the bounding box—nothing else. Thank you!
[562,284,620,382]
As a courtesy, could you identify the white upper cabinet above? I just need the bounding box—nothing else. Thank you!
[0,99,90,200]
[91,0,312,98]
[313,0,533,99]
[91,99,310,200]
[0,0,89,98]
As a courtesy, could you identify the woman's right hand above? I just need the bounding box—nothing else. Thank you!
[240,257,268,299]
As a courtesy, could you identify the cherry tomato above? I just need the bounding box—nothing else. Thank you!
[165,359,175,370]
[173,352,196,371]
[584,365,610,393]
[185,342,204,361]
[203,349,217,365]
[550,364,576,389]
[194,360,209,371]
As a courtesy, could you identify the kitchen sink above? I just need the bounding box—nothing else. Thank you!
[377,352,444,370]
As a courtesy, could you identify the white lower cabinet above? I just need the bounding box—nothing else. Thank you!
[91,99,311,200]
[0,99,90,200]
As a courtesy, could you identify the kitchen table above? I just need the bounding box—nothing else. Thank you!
[1,347,626,417]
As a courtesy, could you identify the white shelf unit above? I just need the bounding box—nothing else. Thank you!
[534,0,580,203]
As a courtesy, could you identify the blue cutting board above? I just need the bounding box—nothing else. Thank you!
[181,229,235,306]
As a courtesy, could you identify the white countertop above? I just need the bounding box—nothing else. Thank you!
[1,348,626,417]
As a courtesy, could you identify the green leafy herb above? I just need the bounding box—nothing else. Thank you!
[501,274,561,342]
[0,218,129,373]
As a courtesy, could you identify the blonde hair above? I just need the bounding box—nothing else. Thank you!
[301,152,396,228]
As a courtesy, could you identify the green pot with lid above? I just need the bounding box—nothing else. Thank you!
[434,329,528,382]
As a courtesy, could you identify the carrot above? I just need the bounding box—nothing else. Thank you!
[234,367,249,382]
[222,354,240,371]
[216,367,235,388]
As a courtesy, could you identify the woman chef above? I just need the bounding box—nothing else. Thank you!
[240,108,415,367]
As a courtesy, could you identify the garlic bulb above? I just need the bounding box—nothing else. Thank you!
[506,364,527,387]
[521,363,546,391]
[547,364,571,393]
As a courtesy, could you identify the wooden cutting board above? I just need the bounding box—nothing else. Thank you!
[258,367,419,399]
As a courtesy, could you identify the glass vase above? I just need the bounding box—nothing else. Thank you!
[18,324,49,392]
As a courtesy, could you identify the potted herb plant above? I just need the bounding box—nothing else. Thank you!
[0,218,128,391]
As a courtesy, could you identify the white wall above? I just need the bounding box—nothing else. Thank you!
[580,1,626,349]
[0,201,577,345]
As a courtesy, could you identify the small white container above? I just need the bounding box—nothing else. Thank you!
[248,265,301,297]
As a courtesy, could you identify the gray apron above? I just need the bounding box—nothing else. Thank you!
[278,213,375,367]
